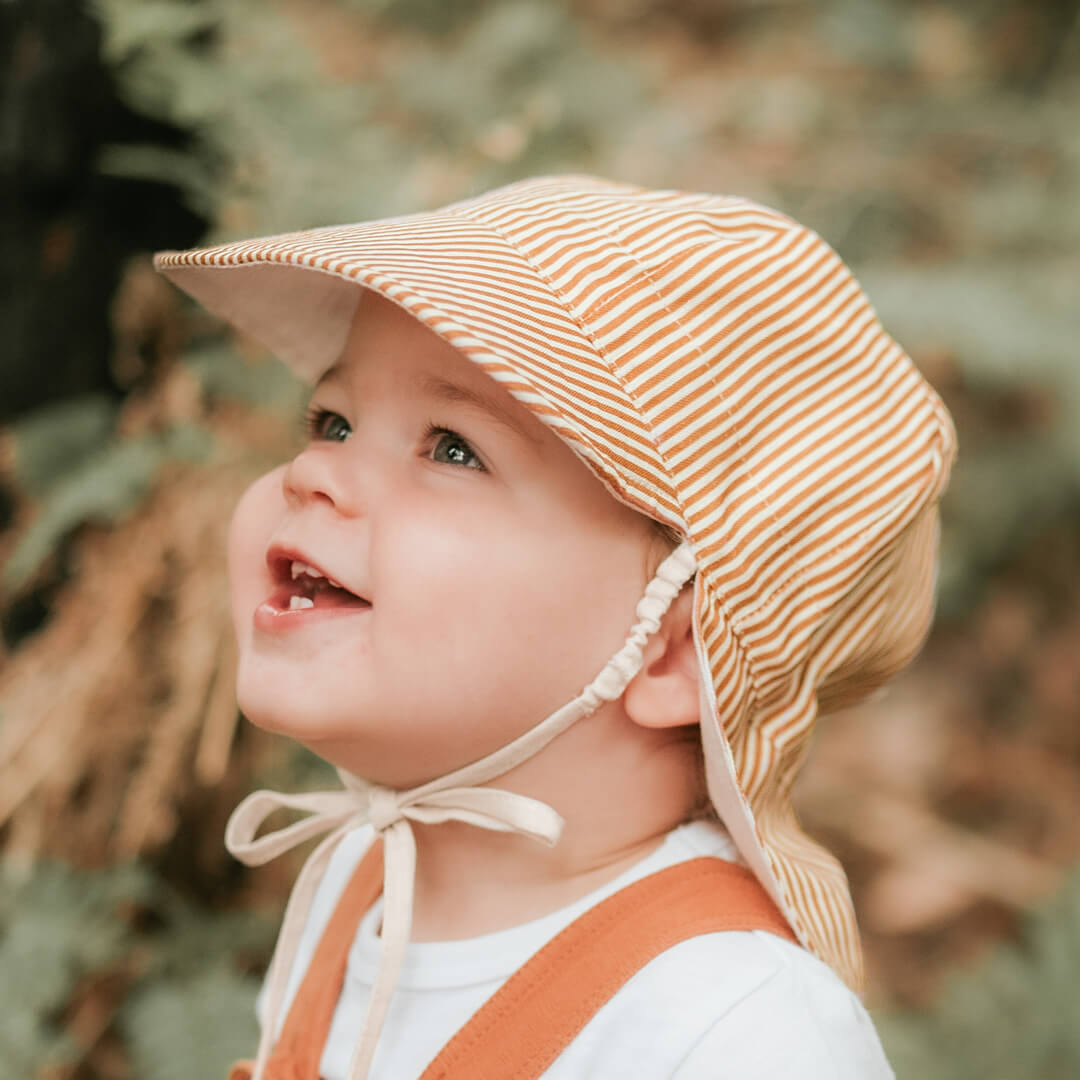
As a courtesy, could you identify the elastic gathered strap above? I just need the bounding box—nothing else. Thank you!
[225,541,697,1080]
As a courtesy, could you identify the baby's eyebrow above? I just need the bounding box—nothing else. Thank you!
[418,374,544,452]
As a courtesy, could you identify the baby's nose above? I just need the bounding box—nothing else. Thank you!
[282,444,359,514]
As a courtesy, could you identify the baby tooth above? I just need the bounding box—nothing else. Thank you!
[289,595,315,610]
[290,561,305,580]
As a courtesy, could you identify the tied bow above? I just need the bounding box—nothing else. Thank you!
[226,770,564,1080]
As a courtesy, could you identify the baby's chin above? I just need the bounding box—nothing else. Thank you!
[235,699,333,744]
[232,689,434,782]
[233,670,340,741]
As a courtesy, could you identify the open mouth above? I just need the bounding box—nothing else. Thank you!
[264,553,372,614]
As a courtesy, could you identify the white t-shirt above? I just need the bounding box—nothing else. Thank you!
[262,820,895,1079]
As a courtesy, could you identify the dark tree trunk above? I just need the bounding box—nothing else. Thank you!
[0,0,206,423]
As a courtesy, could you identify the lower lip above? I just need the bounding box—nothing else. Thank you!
[253,586,372,634]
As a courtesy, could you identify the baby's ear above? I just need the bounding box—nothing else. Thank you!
[623,584,700,730]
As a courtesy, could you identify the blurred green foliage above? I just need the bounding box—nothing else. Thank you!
[0,862,149,1073]
[9,395,120,497]
[4,415,212,594]
[879,867,1080,1079]
[0,859,270,1076]
[92,0,650,229]
[121,966,264,1080]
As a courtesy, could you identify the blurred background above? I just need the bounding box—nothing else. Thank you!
[1,0,1078,1076]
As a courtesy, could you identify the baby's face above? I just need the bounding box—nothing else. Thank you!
[228,291,660,786]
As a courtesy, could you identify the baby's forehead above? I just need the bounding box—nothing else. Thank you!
[333,290,496,382]
[324,292,549,445]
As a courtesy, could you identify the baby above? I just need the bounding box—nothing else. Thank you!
[155,175,956,1080]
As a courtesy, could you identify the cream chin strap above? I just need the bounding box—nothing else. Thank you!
[226,541,697,1080]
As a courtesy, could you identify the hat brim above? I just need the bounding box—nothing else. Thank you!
[157,215,678,522]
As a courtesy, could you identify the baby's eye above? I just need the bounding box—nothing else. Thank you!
[305,406,351,442]
[428,427,484,471]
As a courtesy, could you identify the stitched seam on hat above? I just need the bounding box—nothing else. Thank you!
[447,207,677,500]
[450,202,769,698]
[430,206,655,509]
[614,230,801,596]
[617,229,944,643]
[594,228,804,697]
[605,228,849,709]
[720,244,951,629]
[735,434,944,629]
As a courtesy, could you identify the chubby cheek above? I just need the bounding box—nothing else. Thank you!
[377,509,489,639]
[376,505,636,723]
[371,511,525,698]
[227,468,286,646]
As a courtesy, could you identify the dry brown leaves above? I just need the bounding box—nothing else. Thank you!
[0,378,292,875]
[0,464,232,865]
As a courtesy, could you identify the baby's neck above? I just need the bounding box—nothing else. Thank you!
[405,710,704,941]
[407,820,670,941]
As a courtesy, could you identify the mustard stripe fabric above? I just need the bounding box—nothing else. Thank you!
[156,175,956,989]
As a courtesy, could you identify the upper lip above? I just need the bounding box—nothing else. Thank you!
[265,543,368,601]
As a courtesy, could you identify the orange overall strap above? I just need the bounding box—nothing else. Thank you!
[421,856,798,1080]
[228,840,385,1080]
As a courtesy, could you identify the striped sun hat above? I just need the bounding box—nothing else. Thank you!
[156,175,955,995]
